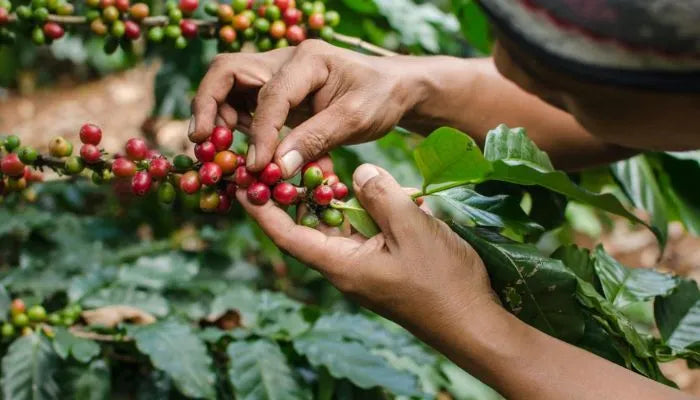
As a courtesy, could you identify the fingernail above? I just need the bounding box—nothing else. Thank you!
[187,115,196,139]
[280,150,303,176]
[247,144,256,166]
[353,164,379,187]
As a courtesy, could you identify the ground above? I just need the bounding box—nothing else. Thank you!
[1,65,699,396]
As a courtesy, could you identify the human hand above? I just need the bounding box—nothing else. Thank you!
[190,40,427,177]
[236,162,497,338]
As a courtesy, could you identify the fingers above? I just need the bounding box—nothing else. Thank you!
[190,55,238,143]
[353,164,426,247]
[247,53,330,172]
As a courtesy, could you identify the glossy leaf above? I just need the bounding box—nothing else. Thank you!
[551,245,595,284]
[483,124,553,171]
[655,280,700,351]
[52,328,101,363]
[331,198,380,238]
[60,360,111,400]
[450,0,493,54]
[1,334,59,400]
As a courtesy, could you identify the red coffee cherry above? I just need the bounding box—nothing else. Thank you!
[146,149,162,160]
[274,0,290,12]
[216,193,233,214]
[199,162,223,186]
[180,19,197,38]
[234,166,255,188]
[236,154,246,167]
[180,170,201,194]
[125,138,148,160]
[112,158,137,177]
[79,123,102,145]
[308,12,324,30]
[148,158,171,180]
[43,22,65,40]
[225,182,237,198]
[179,0,198,14]
[80,144,102,164]
[214,150,238,175]
[283,7,300,25]
[323,172,339,185]
[272,182,297,205]
[115,0,130,12]
[285,24,305,44]
[10,299,25,316]
[210,126,233,151]
[0,8,9,26]
[247,182,271,205]
[194,141,216,162]
[1,154,25,177]
[131,171,152,196]
[331,182,348,199]
[124,20,141,39]
[312,184,333,205]
[259,162,282,185]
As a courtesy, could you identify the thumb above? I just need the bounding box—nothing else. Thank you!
[352,164,424,247]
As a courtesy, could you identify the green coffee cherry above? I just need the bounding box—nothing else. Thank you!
[300,212,320,228]
[303,165,324,189]
[257,37,272,51]
[321,208,344,227]
[232,0,247,13]
[300,2,313,15]
[1,323,14,338]
[204,1,218,15]
[12,313,29,328]
[275,38,289,48]
[16,5,32,20]
[27,305,46,322]
[164,24,181,39]
[325,10,340,27]
[31,26,45,45]
[111,20,126,37]
[4,135,20,152]
[254,18,270,33]
[32,0,48,9]
[173,154,194,170]
[18,147,38,165]
[320,26,334,41]
[104,36,120,54]
[168,8,183,23]
[174,35,188,49]
[34,6,51,21]
[47,313,62,325]
[242,27,256,40]
[148,26,164,42]
[64,156,85,175]
[312,0,325,13]
[85,9,100,21]
[158,182,176,204]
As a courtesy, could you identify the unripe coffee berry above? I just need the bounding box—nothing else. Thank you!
[231,0,247,12]
[234,166,255,188]
[173,154,194,171]
[303,165,323,189]
[6,177,26,192]
[115,0,130,12]
[180,170,201,194]
[158,181,176,204]
[233,14,250,31]
[214,150,238,175]
[199,189,220,211]
[1,323,14,338]
[330,182,348,199]
[270,20,286,39]
[210,126,233,151]
[131,171,152,196]
[219,26,236,43]
[321,208,343,227]
[79,123,102,145]
[112,157,137,177]
[180,19,197,38]
[3,135,20,152]
[308,12,324,29]
[325,10,340,27]
[129,2,149,19]
[49,136,73,157]
[18,147,38,165]
[90,18,108,35]
[312,184,333,205]
[217,4,233,21]
[12,313,29,328]
[1,154,25,177]
[48,314,62,325]
[259,162,282,185]
[10,299,25,316]
[319,26,334,41]
[199,162,222,186]
[204,1,218,15]
[80,144,101,164]
[125,138,148,160]
[272,182,298,205]
[194,141,216,162]
[27,305,46,322]
[247,182,271,205]
[148,157,171,180]
[300,212,319,228]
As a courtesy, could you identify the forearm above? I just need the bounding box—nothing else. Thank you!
[414,300,688,400]
[399,57,635,170]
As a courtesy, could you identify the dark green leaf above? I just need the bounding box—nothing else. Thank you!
[117,253,198,290]
[81,287,169,317]
[483,124,553,170]
[551,245,595,283]
[60,359,111,400]
[0,284,11,318]
[331,198,380,238]
[2,334,59,400]
[52,328,100,363]
[450,0,493,54]
[655,280,700,351]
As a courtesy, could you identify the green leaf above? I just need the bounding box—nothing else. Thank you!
[331,198,380,238]
[551,245,595,284]
[129,319,217,399]
[413,127,492,193]
[52,328,101,363]
[483,124,553,170]
[658,153,700,235]
[294,315,421,396]
[2,334,60,400]
[610,155,668,248]
[0,283,11,318]
[592,247,679,310]
[436,187,543,236]
[117,254,199,290]
[450,224,584,343]
[227,339,311,400]
[450,0,493,54]
[60,359,111,400]
[654,280,700,351]
[81,286,169,317]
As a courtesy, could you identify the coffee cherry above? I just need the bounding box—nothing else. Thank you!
[254,17,270,33]
[210,126,233,151]
[323,172,339,185]
[90,18,108,35]
[259,162,282,185]
[64,156,85,175]
[91,169,112,184]
[214,150,238,175]
[12,313,29,328]
[231,0,247,12]
[129,2,149,19]
[33,8,49,23]
[257,37,272,51]
[48,136,72,157]
[111,20,126,37]
[308,12,324,29]
[1,323,14,338]
[312,184,333,205]
[57,3,75,15]
[115,0,129,12]
[80,144,102,164]
[79,123,102,145]
[168,7,183,23]
[272,182,297,205]
[257,5,267,17]
[125,138,148,160]
[312,1,324,13]
[158,181,176,204]
[247,182,270,205]
[21,327,33,336]
[148,157,171,179]
[102,5,119,22]
[300,212,319,228]
[180,19,197,38]
[269,20,286,39]
[274,0,290,12]
[148,26,164,42]
[330,182,348,199]
[234,166,255,188]
[146,149,162,160]
[216,193,232,214]
[282,7,300,25]
[319,26,333,41]
[219,25,236,43]
[27,305,46,322]
[325,10,339,27]
[10,299,25,316]
[199,162,222,186]
[47,313,62,325]
[124,20,141,39]
[24,167,43,183]
[1,154,25,177]
[300,1,313,15]
[236,153,246,167]
[303,164,323,189]
[131,171,152,196]
[265,4,280,20]
[178,0,198,14]
[194,141,216,162]
[43,22,64,40]
[17,147,38,165]
[217,4,233,22]
[241,9,256,23]
[233,14,250,31]
[3,135,20,152]
[0,8,9,26]
[6,177,26,192]
[275,38,289,48]
[199,189,220,211]
[112,157,137,177]
[173,154,194,171]
[204,1,218,15]
[176,35,188,48]
[180,170,201,194]
[321,208,343,226]
[285,24,305,44]
[225,182,237,197]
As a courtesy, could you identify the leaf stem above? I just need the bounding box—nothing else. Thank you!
[411,181,471,199]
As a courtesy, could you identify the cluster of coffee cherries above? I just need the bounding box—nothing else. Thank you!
[1,298,82,338]
[0,135,44,199]
[1,0,339,52]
